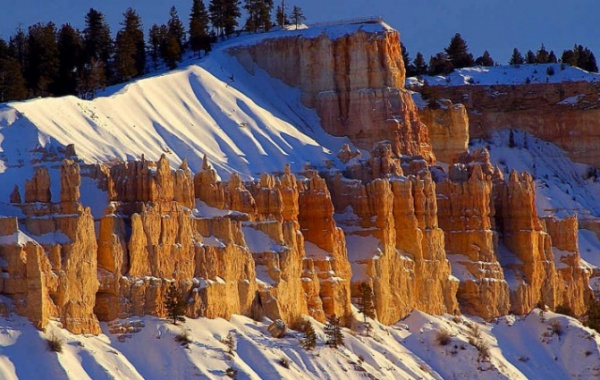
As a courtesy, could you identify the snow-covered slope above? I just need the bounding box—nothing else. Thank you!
[1,308,599,380]
[0,27,370,184]
[407,63,600,87]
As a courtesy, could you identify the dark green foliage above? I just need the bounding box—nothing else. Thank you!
[244,0,274,33]
[164,283,187,324]
[300,320,317,350]
[548,50,558,63]
[428,52,454,76]
[83,8,112,86]
[358,282,376,322]
[114,8,146,82]
[436,329,451,346]
[324,314,344,349]
[148,24,163,70]
[223,332,236,355]
[509,48,525,65]
[413,52,428,76]
[444,33,473,68]
[525,50,537,64]
[560,44,597,72]
[0,57,27,101]
[26,22,60,96]
[475,50,494,67]
[536,44,549,63]
[189,0,212,56]
[174,329,192,347]
[291,5,305,30]
[276,0,288,27]
[56,23,83,96]
[210,0,241,38]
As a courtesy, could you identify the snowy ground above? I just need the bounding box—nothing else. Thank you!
[407,63,600,87]
[0,307,598,380]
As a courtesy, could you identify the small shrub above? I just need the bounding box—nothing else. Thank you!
[555,304,575,317]
[46,333,63,353]
[546,66,555,76]
[518,355,530,362]
[436,329,452,346]
[222,332,236,356]
[468,337,490,362]
[278,357,291,369]
[174,330,192,347]
[550,320,564,337]
[300,320,317,350]
[470,324,482,339]
[225,367,238,378]
[585,350,593,357]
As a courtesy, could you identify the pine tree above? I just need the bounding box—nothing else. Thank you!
[548,50,558,64]
[525,50,537,64]
[83,8,113,84]
[276,0,288,27]
[26,22,60,96]
[76,57,106,99]
[57,23,83,96]
[210,0,240,38]
[509,48,524,65]
[148,24,163,71]
[189,0,212,57]
[300,320,317,350]
[0,57,27,101]
[114,8,146,82]
[475,50,494,67]
[402,43,416,77]
[324,314,344,349]
[445,33,474,68]
[536,44,549,64]
[291,6,305,30]
[561,49,577,66]
[358,283,376,322]
[8,26,28,70]
[413,52,428,76]
[164,283,187,324]
[168,6,186,59]
[428,52,454,76]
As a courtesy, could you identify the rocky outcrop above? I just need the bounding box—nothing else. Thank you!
[419,100,469,163]
[426,81,600,167]
[230,24,435,161]
[437,164,510,319]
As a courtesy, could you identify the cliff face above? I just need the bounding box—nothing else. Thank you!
[427,81,600,167]
[418,100,469,163]
[230,26,435,161]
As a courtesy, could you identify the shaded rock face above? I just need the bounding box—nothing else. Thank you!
[230,28,435,161]
[428,81,600,167]
[418,101,469,163]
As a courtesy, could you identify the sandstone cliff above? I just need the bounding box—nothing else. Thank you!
[230,24,435,161]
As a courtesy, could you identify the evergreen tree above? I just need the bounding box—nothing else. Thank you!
[160,25,181,70]
[428,52,454,75]
[189,0,212,57]
[561,49,577,66]
[548,50,558,63]
[168,6,186,52]
[291,6,305,30]
[0,57,27,101]
[76,57,106,99]
[26,22,60,96]
[276,0,288,27]
[82,8,112,84]
[300,320,317,350]
[475,50,494,66]
[358,283,376,322]
[536,44,549,63]
[525,50,537,64]
[164,283,187,324]
[413,52,428,76]
[210,0,240,38]
[8,26,28,70]
[115,8,145,82]
[148,24,163,70]
[444,33,474,68]
[57,23,83,96]
[324,314,344,349]
[509,48,524,65]
[587,52,598,73]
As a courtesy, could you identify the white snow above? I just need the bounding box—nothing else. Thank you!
[407,63,600,87]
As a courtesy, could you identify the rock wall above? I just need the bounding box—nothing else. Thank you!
[426,81,600,167]
[418,100,469,163]
[229,25,435,161]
